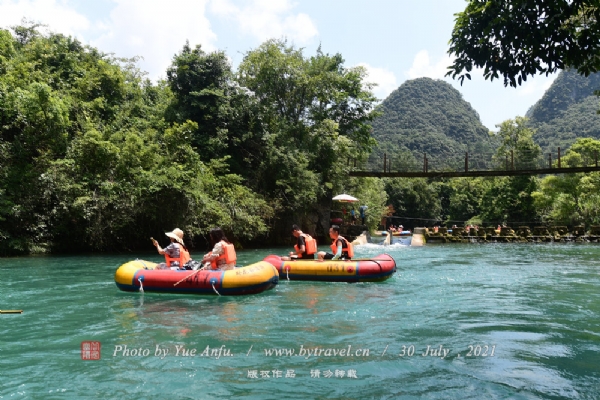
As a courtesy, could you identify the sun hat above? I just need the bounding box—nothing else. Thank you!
[165,228,184,244]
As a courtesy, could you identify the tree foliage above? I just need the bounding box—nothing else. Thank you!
[0,24,273,254]
[492,117,541,170]
[0,26,381,254]
[533,138,600,225]
[383,178,443,224]
[448,0,600,87]
[165,42,261,176]
[444,177,490,224]
[236,40,378,218]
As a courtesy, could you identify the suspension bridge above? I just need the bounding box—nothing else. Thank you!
[348,147,600,178]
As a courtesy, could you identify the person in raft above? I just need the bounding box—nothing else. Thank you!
[282,224,317,260]
[200,227,237,270]
[317,225,354,261]
[152,228,191,270]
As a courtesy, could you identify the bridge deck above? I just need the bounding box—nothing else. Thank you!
[349,166,600,178]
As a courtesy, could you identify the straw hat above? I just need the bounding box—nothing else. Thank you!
[165,228,184,245]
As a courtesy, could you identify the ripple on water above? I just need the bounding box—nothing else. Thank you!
[1,244,600,398]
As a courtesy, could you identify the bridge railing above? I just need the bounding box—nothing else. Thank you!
[351,147,600,174]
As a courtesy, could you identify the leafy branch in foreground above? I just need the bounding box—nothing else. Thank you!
[447,1,600,87]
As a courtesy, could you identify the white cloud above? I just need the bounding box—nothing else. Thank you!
[356,63,397,101]
[0,0,90,38]
[92,0,218,80]
[210,0,318,44]
[0,0,220,80]
[406,50,453,80]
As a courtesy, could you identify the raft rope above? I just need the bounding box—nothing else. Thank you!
[286,266,290,281]
[138,277,144,293]
[135,258,149,269]
[211,282,221,296]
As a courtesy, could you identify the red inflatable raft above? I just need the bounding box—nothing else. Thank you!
[115,260,279,296]
[262,253,396,282]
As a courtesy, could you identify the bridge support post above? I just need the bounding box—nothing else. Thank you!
[511,150,514,170]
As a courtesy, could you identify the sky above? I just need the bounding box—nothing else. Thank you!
[0,0,558,131]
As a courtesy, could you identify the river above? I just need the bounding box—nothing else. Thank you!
[1,243,599,399]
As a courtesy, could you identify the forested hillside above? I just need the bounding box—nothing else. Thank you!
[526,70,600,153]
[369,77,496,170]
[0,24,387,255]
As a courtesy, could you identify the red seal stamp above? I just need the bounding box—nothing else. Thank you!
[81,341,101,360]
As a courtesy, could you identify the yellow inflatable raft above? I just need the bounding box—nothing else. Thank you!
[115,260,279,296]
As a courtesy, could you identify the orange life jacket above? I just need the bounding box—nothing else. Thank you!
[165,243,191,267]
[210,241,237,269]
[294,233,317,255]
[330,235,354,258]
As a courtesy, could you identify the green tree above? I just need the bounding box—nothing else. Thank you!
[236,39,378,221]
[479,176,539,226]
[492,117,541,170]
[0,24,274,254]
[532,138,600,225]
[166,43,254,164]
[444,177,489,224]
[476,118,542,225]
[447,1,600,87]
[383,178,443,225]
[337,177,388,232]
[42,121,274,252]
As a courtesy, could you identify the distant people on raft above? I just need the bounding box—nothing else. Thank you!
[282,225,317,260]
[317,225,354,261]
[152,228,191,270]
[350,208,356,225]
[201,227,237,270]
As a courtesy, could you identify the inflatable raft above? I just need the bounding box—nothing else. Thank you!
[262,253,396,282]
[114,260,279,296]
[374,230,412,236]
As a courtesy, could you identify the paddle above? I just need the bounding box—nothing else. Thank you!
[1,310,22,314]
[173,267,206,286]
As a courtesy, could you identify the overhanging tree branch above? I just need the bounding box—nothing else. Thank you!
[447,0,600,87]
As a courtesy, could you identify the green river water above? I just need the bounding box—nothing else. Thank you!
[1,243,599,399]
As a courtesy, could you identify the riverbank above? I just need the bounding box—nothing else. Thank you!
[425,225,600,243]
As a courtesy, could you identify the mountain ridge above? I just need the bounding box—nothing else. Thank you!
[370,77,495,169]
